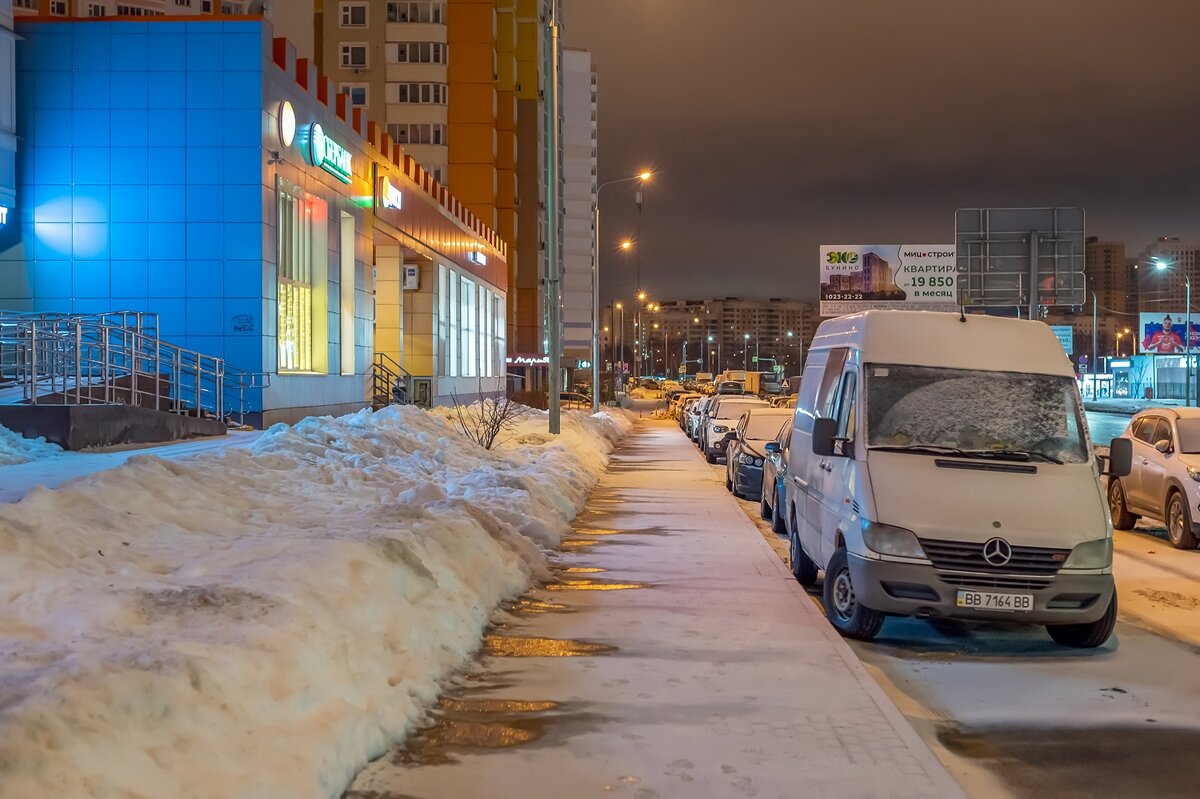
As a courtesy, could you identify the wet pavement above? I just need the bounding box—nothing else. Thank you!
[345,420,962,799]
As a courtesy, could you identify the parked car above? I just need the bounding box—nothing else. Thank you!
[760,423,792,534]
[724,407,793,499]
[784,310,1131,647]
[716,380,745,395]
[560,391,589,410]
[670,392,701,422]
[688,395,715,442]
[679,396,702,429]
[701,396,767,463]
[769,395,797,408]
[1108,408,1200,548]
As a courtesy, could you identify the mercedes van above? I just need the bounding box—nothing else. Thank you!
[783,310,1132,647]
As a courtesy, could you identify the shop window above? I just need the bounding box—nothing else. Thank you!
[277,188,329,373]
[461,275,477,378]
[340,44,368,69]
[339,212,356,375]
[340,2,367,26]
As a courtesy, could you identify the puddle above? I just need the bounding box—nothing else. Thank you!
[544,578,649,592]
[502,597,574,614]
[574,528,622,536]
[483,634,617,657]
[559,538,601,550]
[561,566,606,574]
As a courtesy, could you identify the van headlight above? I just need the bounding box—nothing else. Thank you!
[861,521,926,559]
[1062,537,1113,569]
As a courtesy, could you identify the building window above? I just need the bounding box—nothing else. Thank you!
[386,82,447,105]
[387,41,447,64]
[175,0,193,6]
[340,43,368,69]
[386,122,448,146]
[339,84,369,108]
[87,3,106,15]
[14,0,36,9]
[340,2,367,26]
[461,275,477,377]
[278,190,329,373]
[387,1,444,23]
[49,1,67,13]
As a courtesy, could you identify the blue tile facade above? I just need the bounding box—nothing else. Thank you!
[3,20,265,372]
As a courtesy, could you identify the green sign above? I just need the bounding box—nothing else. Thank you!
[305,123,353,183]
[751,356,758,363]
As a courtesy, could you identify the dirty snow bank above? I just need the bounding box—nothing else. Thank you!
[0,424,61,466]
[0,404,633,799]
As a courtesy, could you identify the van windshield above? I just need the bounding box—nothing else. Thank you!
[864,364,1088,464]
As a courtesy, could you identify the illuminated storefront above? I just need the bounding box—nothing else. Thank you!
[2,17,506,422]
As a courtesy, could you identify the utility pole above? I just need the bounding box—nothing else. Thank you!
[547,0,562,433]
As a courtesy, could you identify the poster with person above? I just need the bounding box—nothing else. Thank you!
[1139,313,1200,354]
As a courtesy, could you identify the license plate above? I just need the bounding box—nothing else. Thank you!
[955,590,1034,612]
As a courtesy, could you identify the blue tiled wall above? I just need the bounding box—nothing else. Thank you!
[4,20,265,371]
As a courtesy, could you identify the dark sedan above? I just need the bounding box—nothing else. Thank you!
[723,407,792,499]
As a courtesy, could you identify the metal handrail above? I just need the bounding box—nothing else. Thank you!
[0,315,267,426]
[372,351,411,408]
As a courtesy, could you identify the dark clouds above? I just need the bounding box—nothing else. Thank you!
[565,0,1200,302]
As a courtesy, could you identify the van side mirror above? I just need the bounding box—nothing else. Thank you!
[764,441,780,454]
[812,417,837,456]
[1106,437,1133,477]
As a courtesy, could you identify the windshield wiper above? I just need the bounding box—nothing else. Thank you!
[869,445,1062,464]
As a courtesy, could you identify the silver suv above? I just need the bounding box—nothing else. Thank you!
[1109,407,1200,548]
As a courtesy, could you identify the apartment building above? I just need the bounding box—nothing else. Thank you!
[13,0,255,16]
[560,47,595,366]
[317,0,559,394]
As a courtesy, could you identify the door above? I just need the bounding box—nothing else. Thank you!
[803,347,849,562]
[1124,417,1154,509]
[1139,417,1174,515]
[817,363,859,564]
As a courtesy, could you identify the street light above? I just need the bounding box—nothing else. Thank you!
[1154,257,1192,405]
[743,332,751,371]
[1115,327,1131,358]
[592,170,653,412]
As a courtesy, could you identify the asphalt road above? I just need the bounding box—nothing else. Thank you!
[1085,410,1131,446]
[692,414,1200,799]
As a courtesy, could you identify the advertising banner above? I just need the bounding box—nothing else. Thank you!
[1139,312,1200,354]
[820,245,959,317]
[1049,325,1074,355]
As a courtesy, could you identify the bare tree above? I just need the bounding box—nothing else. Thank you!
[450,381,524,450]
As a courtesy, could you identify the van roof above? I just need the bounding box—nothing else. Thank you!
[809,310,1075,377]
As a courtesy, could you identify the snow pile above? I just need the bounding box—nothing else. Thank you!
[0,424,61,466]
[0,404,633,799]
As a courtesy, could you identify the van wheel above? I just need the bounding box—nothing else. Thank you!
[788,509,819,587]
[1166,491,1199,549]
[1107,479,1138,531]
[822,548,884,640]
[1046,594,1117,648]
[770,487,787,535]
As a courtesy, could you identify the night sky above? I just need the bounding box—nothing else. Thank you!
[565,0,1200,304]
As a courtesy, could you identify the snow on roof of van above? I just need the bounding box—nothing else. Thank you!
[809,310,1076,378]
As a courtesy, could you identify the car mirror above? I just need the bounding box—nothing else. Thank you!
[723,431,738,441]
[764,441,780,454]
[1107,437,1133,477]
[812,417,838,456]
[1155,439,1173,454]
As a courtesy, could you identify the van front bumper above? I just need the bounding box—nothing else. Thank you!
[847,553,1114,625]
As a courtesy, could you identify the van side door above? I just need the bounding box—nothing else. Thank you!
[817,358,860,564]
[802,347,850,561]
[787,350,828,537]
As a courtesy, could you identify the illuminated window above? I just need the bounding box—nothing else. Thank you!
[339,84,368,108]
[278,190,327,372]
[461,275,477,377]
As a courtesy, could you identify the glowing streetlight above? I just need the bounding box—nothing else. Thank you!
[620,240,633,250]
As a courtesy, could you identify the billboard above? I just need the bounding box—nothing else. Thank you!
[820,245,959,317]
[1139,312,1200,354]
[1049,324,1073,355]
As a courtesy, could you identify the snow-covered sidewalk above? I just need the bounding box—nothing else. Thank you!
[0,404,632,799]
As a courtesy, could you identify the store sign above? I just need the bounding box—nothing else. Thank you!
[1138,312,1200,354]
[379,177,403,210]
[466,250,487,266]
[819,245,958,316]
[507,354,549,366]
[1110,360,1131,368]
[304,123,353,183]
[278,101,296,147]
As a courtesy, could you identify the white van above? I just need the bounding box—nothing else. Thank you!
[783,311,1132,648]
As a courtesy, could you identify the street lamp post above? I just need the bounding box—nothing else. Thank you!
[592,172,652,412]
[743,333,750,371]
[614,301,624,397]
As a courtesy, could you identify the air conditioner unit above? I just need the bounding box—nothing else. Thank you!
[402,265,420,290]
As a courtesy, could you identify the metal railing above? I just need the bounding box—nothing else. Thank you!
[372,351,412,409]
[0,312,271,426]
